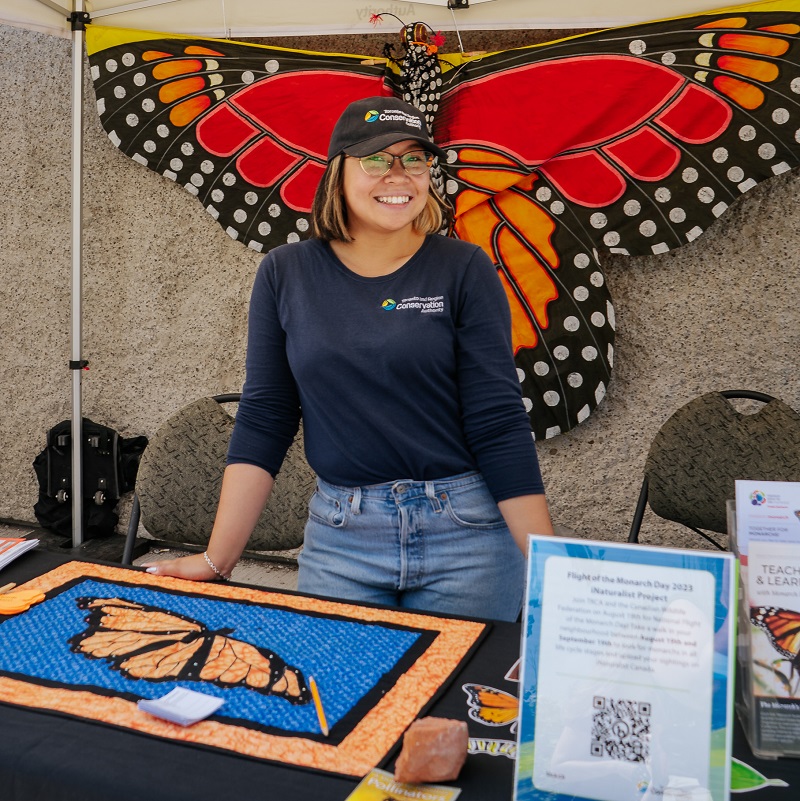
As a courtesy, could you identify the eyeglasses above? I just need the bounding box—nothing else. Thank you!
[356,150,434,177]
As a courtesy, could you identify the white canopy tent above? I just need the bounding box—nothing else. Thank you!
[0,0,735,545]
[1,0,735,39]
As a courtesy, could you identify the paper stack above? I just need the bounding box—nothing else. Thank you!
[733,479,800,759]
[0,537,38,571]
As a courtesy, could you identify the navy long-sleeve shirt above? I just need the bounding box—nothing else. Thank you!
[227,234,544,502]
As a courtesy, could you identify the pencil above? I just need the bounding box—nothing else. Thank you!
[308,676,329,737]
[0,583,16,595]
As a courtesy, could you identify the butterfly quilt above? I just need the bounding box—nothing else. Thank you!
[0,562,486,777]
[85,1,800,439]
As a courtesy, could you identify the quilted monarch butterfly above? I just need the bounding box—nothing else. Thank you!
[85,1,800,439]
[69,596,311,704]
[750,605,800,689]
[462,683,519,732]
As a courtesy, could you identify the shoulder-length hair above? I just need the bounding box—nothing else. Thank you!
[310,154,453,242]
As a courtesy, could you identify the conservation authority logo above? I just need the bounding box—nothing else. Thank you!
[380,296,444,313]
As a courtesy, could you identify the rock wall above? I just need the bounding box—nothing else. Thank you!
[1,23,797,549]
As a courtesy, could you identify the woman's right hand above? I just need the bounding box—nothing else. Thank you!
[140,553,224,582]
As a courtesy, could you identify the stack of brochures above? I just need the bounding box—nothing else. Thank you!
[0,537,38,571]
[732,480,800,759]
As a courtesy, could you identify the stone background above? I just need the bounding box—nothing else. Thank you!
[1,23,798,548]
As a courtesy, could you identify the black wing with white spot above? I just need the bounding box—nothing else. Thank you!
[433,9,800,437]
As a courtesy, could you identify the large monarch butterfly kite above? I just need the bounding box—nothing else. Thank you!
[85,1,800,439]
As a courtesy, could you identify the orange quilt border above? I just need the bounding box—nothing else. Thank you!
[0,561,487,777]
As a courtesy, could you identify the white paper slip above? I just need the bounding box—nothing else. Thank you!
[137,687,224,726]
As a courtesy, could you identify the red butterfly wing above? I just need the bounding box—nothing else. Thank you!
[434,11,800,437]
[88,32,392,252]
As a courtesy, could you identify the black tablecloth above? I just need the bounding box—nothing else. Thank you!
[0,550,797,801]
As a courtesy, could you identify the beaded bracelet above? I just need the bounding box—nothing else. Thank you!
[203,551,231,581]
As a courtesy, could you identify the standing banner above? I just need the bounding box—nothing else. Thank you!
[515,536,736,801]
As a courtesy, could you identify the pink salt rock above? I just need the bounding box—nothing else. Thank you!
[394,717,469,784]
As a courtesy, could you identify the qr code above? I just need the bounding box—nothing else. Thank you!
[590,696,650,762]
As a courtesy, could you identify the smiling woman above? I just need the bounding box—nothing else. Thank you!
[144,96,555,622]
[333,140,433,261]
[309,97,450,258]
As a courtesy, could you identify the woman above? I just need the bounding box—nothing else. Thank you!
[144,96,554,621]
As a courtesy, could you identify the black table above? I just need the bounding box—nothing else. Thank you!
[0,550,796,801]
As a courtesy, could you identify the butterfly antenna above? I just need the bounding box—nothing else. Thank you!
[372,12,405,28]
[374,13,410,69]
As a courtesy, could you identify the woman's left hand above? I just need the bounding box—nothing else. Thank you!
[140,553,222,581]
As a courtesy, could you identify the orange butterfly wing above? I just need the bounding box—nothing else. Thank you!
[200,635,304,697]
[73,598,203,666]
[462,683,519,728]
[454,154,560,354]
[70,597,310,704]
[751,606,800,662]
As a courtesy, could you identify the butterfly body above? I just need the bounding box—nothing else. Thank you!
[70,597,311,704]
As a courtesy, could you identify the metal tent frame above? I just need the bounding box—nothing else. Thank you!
[38,0,193,547]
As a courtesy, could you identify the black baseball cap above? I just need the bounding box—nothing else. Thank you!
[327,96,447,161]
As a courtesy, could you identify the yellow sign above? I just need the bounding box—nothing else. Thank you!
[346,768,462,801]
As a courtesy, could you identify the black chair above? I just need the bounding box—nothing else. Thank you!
[122,394,315,565]
[628,390,800,549]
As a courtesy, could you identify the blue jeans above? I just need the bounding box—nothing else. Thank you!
[296,472,526,622]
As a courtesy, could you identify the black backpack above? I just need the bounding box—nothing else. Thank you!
[33,418,147,539]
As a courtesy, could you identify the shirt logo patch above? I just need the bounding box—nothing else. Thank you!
[380,296,444,314]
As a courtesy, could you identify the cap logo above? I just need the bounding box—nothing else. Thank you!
[361,108,423,130]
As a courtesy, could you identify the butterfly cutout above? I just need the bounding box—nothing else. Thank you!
[751,605,800,693]
[85,4,800,439]
[504,658,520,683]
[462,682,519,733]
[69,596,310,704]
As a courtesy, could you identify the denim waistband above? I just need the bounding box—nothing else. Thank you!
[316,471,483,514]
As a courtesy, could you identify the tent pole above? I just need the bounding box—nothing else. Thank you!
[70,2,89,547]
